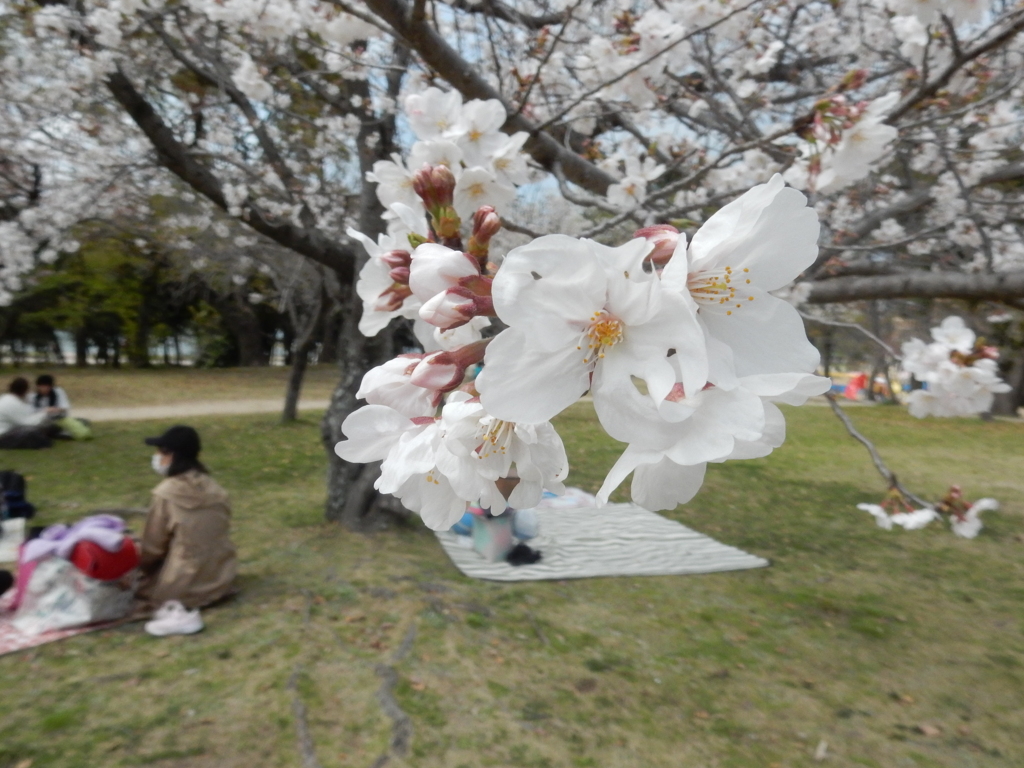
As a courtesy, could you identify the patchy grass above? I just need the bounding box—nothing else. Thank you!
[0,365,340,407]
[0,401,1022,768]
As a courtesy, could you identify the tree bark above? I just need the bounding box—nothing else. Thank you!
[75,330,88,367]
[992,347,1024,417]
[282,283,327,423]
[320,292,410,529]
[282,340,312,422]
[319,57,411,529]
[806,270,1024,304]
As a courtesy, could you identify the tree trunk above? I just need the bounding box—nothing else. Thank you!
[318,309,341,364]
[320,293,409,530]
[282,289,327,424]
[220,295,269,367]
[75,330,88,367]
[992,347,1024,417]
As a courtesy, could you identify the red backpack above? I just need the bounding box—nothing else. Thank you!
[69,538,140,581]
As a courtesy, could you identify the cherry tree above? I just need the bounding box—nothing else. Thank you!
[3,0,1024,526]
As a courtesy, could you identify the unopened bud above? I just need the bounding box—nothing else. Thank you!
[412,164,457,212]
[388,266,411,283]
[634,224,680,267]
[380,250,411,269]
[374,283,412,312]
[467,206,502,260]
[408,340,489,392]
[419,286,494,330]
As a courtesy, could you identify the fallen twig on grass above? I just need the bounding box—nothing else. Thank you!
[370,624,417,767]
[825,393,933,508]
[288,666,324,768]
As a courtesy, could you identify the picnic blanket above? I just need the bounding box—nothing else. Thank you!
[0,591,123,657]
[435,503,769,582]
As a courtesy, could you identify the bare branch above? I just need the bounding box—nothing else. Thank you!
[825,394,933,508]
[804,270,1024,304]
[359,0,617,195]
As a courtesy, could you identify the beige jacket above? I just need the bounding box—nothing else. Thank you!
[136,470,238,610]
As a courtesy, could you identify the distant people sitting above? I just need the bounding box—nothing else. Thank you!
[0,377,63,449]
[33,374,71,412]
[137,426,238,636]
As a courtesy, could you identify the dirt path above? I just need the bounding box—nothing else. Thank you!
[73,398,331,423]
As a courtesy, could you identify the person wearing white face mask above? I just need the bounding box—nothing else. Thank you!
[136,425,238,636]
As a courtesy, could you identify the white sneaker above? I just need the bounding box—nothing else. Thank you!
[145,600,204,636]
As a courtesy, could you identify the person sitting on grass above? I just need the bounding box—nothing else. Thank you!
[32,374,71,412]
[0,377,64,449]
[137,425,238,637]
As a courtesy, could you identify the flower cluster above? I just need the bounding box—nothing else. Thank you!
[338,87,830,530]
[352,88,529,338]
[858,485,998,539]
[900,316,1010,418]
[784,91,899,193]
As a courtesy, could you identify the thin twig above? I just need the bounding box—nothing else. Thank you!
[824,393,932,508]
[799,310,899,358]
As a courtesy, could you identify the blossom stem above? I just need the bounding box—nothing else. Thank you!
[824,393,932,508]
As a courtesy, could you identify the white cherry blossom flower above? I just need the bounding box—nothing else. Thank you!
[334,405,466,530]
[349,228,420,336]
[436,392,568,513]
[489,132,531,186]
[366,154,422,211]
[408,140,464,175]
[659,174,822,387]
[404,87,463,140]
[453,167,517,220]
[477,234,707,425]
[930,315,975,352]
[817,93,899,192]
[452,99,509,166]
[595,372,828,510]
[950,498,998,539]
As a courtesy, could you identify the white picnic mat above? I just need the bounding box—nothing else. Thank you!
[435,503,769,582]
[0,517,25,564]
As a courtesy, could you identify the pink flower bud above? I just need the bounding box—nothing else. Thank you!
[467,205,502,261]
[412,164,456,211]
[418,286,494,330]
[410,351,464,391]
[380,250,411,269]
[419,289,475,330]
[388,266,411,283]
[409,340,489,392]
[374,283,412,312]
[634,224,679,267]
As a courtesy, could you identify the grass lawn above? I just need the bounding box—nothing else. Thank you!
[0,365,340,407]
[0,401,1021,768]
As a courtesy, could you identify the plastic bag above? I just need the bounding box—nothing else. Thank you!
[56,416,93,440]
[12,557,133,635]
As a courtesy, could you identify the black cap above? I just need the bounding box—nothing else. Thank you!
[144,425,201,459]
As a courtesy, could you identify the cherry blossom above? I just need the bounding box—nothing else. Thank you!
[476,234,707,425]
[658,175,822,386]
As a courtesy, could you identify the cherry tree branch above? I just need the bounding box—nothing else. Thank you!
[359,0,617,196]
[804,270,1024,304]
[799,311,899,358]
[106,69,357,279]
[825,393,933,508]
[888,10,1024,122]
